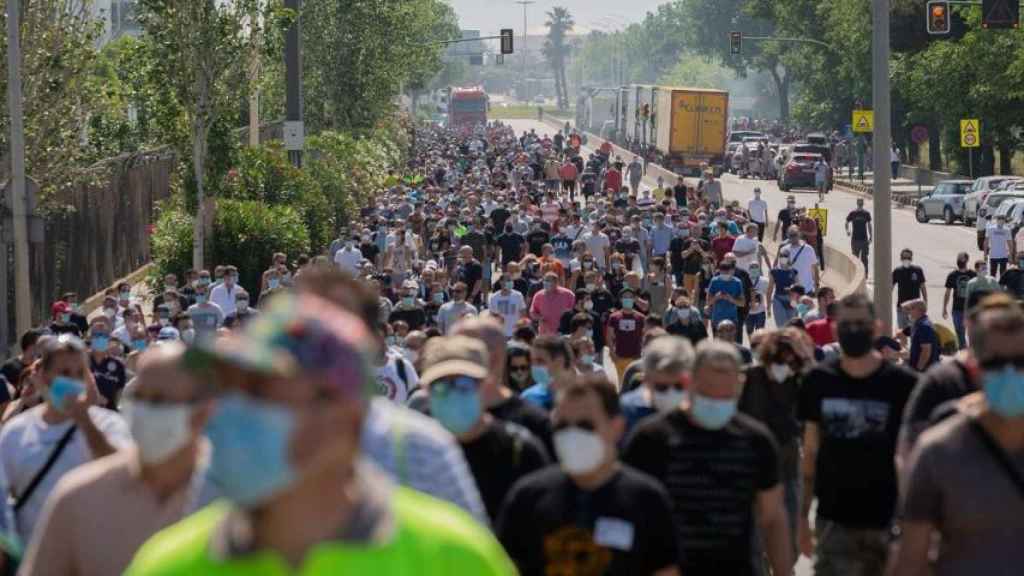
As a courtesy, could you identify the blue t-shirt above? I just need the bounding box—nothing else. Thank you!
[708,275,743,325]
[521,384,553,411]
[909,317,940,371]
[770,269,798,300]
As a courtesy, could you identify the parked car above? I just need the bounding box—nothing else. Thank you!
[964,176,1022,225]
[914,179,974,224]
[779,153,831,191]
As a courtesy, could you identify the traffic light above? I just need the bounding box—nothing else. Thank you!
[982,0,1020,29]
[500,28,515,54]
[730,32,742,55]
[927,1,951,35]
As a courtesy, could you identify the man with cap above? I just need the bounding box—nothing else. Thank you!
[22,342,217,575]
[420,335,550,523]
[126,293,513,575]
[388,280,428,331]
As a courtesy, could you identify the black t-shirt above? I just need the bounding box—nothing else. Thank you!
[999,267,1024,299]
[488,395,553,455]
[777,208,794,236]
[387,307,427,331]
[526,230,551,257]
[490,207,511,232]
[674,184,688,207]
[461,420,550,522]
[945,269,976,312]
[798,357,918,528]
[846,209,872,241]
[461,230,489,262]
[457,260,484,294]
[496,232,525,265]
[359,242,380,263]
[90,355,128,410]
[497,466,680,576]
[892,265,926,305]
[622,410,779,575]
[900,358,977,448]
[591,288,617,320]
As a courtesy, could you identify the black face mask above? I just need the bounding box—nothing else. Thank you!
[837,323,874,358]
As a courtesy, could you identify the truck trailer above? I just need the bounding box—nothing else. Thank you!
[653,87,729,175]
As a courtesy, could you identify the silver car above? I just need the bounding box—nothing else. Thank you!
[964,176,1023,225]
[915,179,973,225]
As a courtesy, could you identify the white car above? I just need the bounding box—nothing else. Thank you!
[964,176,1022,225]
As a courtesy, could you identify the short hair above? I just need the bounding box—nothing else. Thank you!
[643,336,695,375]
[816,286,835,299]
[969,294,1024,355]
[836,293,876,319]
[531,335,573,368]
[570,313,593,333]
[19,328,45,352]
[559,374,620,417]
[693,339,743,373]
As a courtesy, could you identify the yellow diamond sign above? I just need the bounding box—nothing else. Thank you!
[961,119,980,148]
[852,110,874,133]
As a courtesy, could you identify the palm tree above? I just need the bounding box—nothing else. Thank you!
[543,7,574,111]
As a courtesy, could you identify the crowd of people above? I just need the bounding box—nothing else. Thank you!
[0,120,1018,575]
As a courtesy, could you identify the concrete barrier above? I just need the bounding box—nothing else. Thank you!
[551,120,867,297]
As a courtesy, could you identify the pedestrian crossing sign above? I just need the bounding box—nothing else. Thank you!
[852,110,874,133]
[961,119,980,148]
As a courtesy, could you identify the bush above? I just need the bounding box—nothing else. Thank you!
[151,198,310,296]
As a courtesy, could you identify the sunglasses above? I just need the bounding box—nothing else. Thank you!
[553,419,597,432]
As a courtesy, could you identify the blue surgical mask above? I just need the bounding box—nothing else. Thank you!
[797,303,810,317]
[47,376,86,413]
[983,367,1024,418]
[268,279,280,290]
[531,365,552,387]
[430,388,482,435]
[205,393,297,506]
[132,339,147,352]
[433,292,445,304]
[621,298,635,310]
[195,294,208,304]
[690,394,737,430]
[581,354,595,366]
[91,335,110,353]
[60,312,70,324]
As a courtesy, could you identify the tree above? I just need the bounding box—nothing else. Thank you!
[137,0,280,270]
[543,7,574,110]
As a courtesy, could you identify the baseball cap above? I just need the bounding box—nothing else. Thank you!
[419,336,489,387]
[191,292,377,399]
[157,327,181,341]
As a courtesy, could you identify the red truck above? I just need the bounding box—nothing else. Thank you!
[448,87,488,129]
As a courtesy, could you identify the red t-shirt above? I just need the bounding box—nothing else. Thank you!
[607,310,645,358]
[710,236,736,263]
[605,169,622,193]
[806,317,836,347]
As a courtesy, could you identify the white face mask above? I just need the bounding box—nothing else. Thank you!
[769,363,793,383]
[553,427,605,475]
[124,400,192,465]
[652,389,686,413]
[181,328,196,345]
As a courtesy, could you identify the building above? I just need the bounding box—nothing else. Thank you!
[92,0,141,46]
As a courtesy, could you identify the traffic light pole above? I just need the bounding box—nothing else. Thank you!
[738,36,834,51]
[872,0,894,329]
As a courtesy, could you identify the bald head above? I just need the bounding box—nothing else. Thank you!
[452,316,507,372]
[128,342,205,402]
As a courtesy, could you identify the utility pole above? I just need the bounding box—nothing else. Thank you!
[284,0,303,167]
[6,0,33,339]
[248,8,261,148]
[872,0,893,328]
[516,0,535,102]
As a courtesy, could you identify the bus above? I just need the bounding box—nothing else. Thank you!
[448,87,488,129]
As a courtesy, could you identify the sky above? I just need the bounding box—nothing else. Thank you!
[445,0,668,36]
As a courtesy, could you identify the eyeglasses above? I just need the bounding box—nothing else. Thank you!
[430,375,481,397]
[553,419,597,432]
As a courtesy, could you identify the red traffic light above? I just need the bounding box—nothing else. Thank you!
[927,1,951,34]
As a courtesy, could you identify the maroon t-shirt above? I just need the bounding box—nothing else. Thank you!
[711,235,736,264]
[608,310,645,358]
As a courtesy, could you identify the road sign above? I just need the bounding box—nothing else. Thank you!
[911,125,929,145]
[961,119,980,148]
[982,0,1020,29]
[852,110,874,133]
[808,208,829,236]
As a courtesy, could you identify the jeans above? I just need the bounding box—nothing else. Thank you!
[772,298,796,328]
[891,161,900,180]
[814,516,890,576]
[991,257,1008,279]
[745,311,766,337]
[952,309,967,349]
[851,239,870,273]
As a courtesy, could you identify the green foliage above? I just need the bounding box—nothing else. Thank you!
[543,7,575,110]
[151,198,310,296]
[658,53,733,89]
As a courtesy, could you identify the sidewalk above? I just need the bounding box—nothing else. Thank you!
[834,169,932,207]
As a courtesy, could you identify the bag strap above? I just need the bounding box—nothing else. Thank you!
[970,419,1024,498]
[14,426,76,511]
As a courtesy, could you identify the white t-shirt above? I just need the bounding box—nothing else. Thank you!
[750,276,769,315]
[1015,228,1024,254]
[374,353,419,404]
[209,283,242,317]
[488,290,527,337]
[787,241,819,292]
[987,224,1012,259]
[334,246,363,275]
[731,235,760,271]
[0,405,130,544]
[584,232,611,268]
[748,198,768,224]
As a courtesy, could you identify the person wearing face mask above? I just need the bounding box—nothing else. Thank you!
[333,234,364,276]
[488,266,527,341]
[126,294,514,575]
[21,343,217,575]
[901,299,940,373]
[607,288,646,382]
[521,336,576,412]
[774,196,798,242]
[498,375,682,576]
[748,188,768,241]
[529,272,575,336]
[209,266,242,317]
[739,328,814,559]
[569,337,602,375]
[965,258,1003,308]
[663,294,708,346]
[890,295,1024,574]
[624,340,793,576]
[421,336,549,523]
[797,294,918,576]
[942,252,976,350]
[87,317,128,411]
[437,282,477,335]
[388,280,428,332]
[48,301,80,337]
[621,336,694,435]
[997,250,1024,301]
[707,261,744,339]
[506,344,534,393]
[986,214,1013,279]
[892,248,927,330]
[0,335,130,547]
[186,284,225,342]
